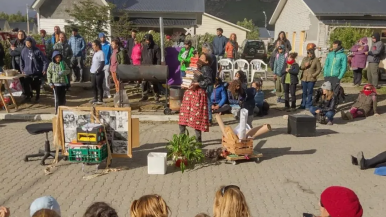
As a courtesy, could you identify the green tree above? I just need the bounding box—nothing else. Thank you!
[0,11,27,22]
[236,18,259,40]
[329,26,373,49]
[65,0,113,42]
[110,10,132,39]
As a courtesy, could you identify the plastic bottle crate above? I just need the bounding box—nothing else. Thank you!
[68,144,107,163]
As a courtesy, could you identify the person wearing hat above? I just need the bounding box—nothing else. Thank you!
[323,40,347,96]
[317,186,363,217]
[365,32,385,89]
[99,32,112,98]
[68,27,86,82]
[20,37,49,103]
[30,196,61,217]
[178,39,195,77]
[273,42,287,104]
[309,81,336,125]
[350,37,369,87]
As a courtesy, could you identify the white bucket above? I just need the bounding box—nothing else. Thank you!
[147,152,167,175]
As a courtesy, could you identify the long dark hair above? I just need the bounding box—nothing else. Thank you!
[276,31,287,42]
[229,80,244,97]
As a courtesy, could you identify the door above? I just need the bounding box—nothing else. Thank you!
[299,31,305,56]
[292,32,296,52]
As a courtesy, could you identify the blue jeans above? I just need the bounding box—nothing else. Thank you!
[309,106,335,122]
[301,81,315,108]
[206,85,213,121]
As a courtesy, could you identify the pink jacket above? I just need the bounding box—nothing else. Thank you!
[131,44,142,65]
[350,37,369,69]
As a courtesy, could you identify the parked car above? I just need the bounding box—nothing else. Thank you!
[238,40,267,62]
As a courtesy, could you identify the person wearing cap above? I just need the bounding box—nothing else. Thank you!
[99,32,112,98]
[51,26,61,46]
[20,37,49,103]
[309,81,336,125]
[317,186,363,217]
[140,33,161,102]
[323,40,347,96]
[178,39,195,77]
[365,33,385,88]
[30,196,61,217]
[68,27,86,82]
[273,43,287,104]
[213,28,227,61]
[125,29,137,64]
[299,43,321,110]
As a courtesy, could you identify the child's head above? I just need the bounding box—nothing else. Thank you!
[234,70,247,83]
[251,80,262,90]
[214,77,222,87]
[111,39,120,50]
[83,202,118,217]
[32,209,60,217]
[130,194,170,217]
[55,55,62,63]
[288,52,298,62]
[195,213,210,217]
[213,185,251,217]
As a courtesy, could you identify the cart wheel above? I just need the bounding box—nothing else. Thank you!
[164,108,172,115]
[63,156,68,161]
[24,157,28,162]
[232,161,237,165]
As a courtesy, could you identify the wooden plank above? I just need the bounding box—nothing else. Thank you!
[4,80,18,111]
[131,118,140,149]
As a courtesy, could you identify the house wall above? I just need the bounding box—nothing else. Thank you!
[274,0,320,57]
[193,14,247,44]
[39,19,70,34]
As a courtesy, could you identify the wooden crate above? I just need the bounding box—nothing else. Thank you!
[222,136,253,155]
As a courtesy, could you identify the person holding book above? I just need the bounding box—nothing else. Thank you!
[178,39,195,77]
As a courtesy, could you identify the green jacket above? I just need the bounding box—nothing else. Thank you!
[47,61,70,85]
[117,49,128,64]
[323,48,347,80]
[178,47,195,71]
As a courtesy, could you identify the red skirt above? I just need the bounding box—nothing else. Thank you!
[178,88,209,132]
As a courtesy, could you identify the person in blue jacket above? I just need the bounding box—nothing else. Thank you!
[251,80,270,116]
[212,28,227,61]
[99,33,112,98]
[68,28,86,82]
[20,37,48,103]
[211,77,230,114]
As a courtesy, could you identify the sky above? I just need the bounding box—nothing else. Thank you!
[0,0,36,16]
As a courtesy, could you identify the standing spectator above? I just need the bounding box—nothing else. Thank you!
[350,37,369,86]
[225,33,238,61]
[213,185,251,217]
[89,40,105,104]
[110,39,128,93]
[202,42,216,124]
[269,40,284,93]
[140,34,161,102]
[10,30,26,72]
[282,52,299,112]
[131,38,142,66]
[178,39,195,77]
[83,202,118,217]
[213,28,227,61]
[40,30,48,46]
[299,47,321,110]
[20,37,48,103]
[54,32,73,90]
[51,26,61,46]
[130,194,171,217]
[125,29,137,64]
[274,31,291,53]
[365,33,385,88]
[0,42,4,72]
[30,196,61,217]
[273,44,287,103]
[99,33,112,98]
[323,40,347,96]
[68,28,86,82]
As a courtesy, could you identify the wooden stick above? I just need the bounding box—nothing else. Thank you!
[215,114,226,135]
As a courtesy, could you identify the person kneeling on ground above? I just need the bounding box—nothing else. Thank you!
[213,185,251,217]
[341,84,379,120]
[351,151,386,170]
[310,81,336,125]
[130,194,170,217]
[227,80,246,119]
[251,80,269,116]
[211,77,231,114]
[47,51,70,114]
[83,202,118,217]
[30,196,61,217]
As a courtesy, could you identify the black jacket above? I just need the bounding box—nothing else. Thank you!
[197,65,213,90]
[125,37,135,64]
[141,41,161,65]
[10,39,25,71]
[313,89,336,113]
[0,42,4,66]
[281,63,300,85]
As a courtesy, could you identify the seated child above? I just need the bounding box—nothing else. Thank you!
[341,84,379,120]
[47,51,70,114]
[309,81,336,125]
[251,80,270,116]
[227,80,246,119]
[234,70,248,89]
[211,77,231,114]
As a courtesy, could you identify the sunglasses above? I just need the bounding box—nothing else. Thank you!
[365,88,372,90]
[221,185,240,196]
[278,47,283,50]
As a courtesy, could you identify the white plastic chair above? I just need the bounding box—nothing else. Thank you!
[234,59,250,82]
[250,59,268,81]
[218,59,234,81]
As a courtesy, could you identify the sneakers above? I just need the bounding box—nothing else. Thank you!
[271,89,276,93]
[351,155,358,166]
[327,121,333,125]
[299,106,305,110]
[277,97,285,103]
[357,151,365,170]
[95,100,103,105]
[286,108,296,112]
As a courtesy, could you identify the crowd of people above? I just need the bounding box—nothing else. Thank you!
[0,185,365,217]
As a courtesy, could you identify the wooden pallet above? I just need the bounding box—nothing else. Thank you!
[225,152,263,165]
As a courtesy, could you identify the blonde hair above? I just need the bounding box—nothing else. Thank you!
[130,194,170,217]
[322,90,334,101]
[213,186,251,217]
[32,209,60,217]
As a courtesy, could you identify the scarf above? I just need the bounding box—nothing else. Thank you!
[362,84,376,96]
[230,40,237,58]
[287,59,295,65]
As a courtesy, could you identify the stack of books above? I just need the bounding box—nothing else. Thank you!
[182,70,195,89]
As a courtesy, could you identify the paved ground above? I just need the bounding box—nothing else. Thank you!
[1,108,386,216]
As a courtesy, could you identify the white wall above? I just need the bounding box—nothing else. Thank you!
[194,14,247,44]
[39,19,69,34]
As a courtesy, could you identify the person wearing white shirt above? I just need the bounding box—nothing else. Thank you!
[90,40,105,104]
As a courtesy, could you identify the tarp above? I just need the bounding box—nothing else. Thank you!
[165,47,182,85]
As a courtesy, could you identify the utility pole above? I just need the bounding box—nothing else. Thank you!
[26,4,30,34]
[263,11,271,38]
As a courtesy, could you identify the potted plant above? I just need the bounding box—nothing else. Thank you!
[166,131,205,173]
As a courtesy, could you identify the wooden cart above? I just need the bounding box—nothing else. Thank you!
[225,152,263,165]
[222,133,263,165]
[0,74,24,113]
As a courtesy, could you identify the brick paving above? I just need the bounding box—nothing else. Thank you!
[1,112,386,217]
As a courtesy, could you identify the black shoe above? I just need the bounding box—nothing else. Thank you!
[357,151,365,170]
[139,96,148,102]
[351,155,358,165]
[89,98,97,104]
[155,95,160,103]
[299,106,305,110]
[22,96,32,103]
[95,100,103,105]
[35,97,40,103]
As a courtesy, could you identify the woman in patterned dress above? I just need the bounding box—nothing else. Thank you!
[179,53,214,143]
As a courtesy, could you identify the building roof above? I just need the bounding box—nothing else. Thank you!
[321,19,386,28]
[108,0,205,13]
[258,27,274,39]
[131,18,196,27]
[204,13,250,32]
[269,0,386,25]
[32,0,109,9]
[9,22,36,32]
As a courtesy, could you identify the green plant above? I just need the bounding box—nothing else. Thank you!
[329,26,373,50]
[236,18,259,40]
[166,131,204,173]
[0,40,12,70]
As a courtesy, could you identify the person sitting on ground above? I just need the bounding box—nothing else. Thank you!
[47,51,71,114]
[227,80,246,119]
[211,77,231,114]
[0,206,10,217]
[130,194,170,217]
[251,80,269,116]
[234,70,248,89]
[282,52,300,112]
[30,196,61,217]
[341,84,379,120]
[351,151,386,170]
[316,186,363,217]
[83,202,118,217]
[310,81,336,125]
[213,185,251,217]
